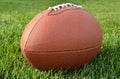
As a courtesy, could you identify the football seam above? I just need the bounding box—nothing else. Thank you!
[24,14,46,51]
[25,44,101,54]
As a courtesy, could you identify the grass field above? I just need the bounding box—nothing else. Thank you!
[0,0,120,79]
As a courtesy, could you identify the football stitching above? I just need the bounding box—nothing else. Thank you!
[25,43,101,53]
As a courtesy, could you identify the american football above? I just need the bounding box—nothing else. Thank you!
[20,3,102,70]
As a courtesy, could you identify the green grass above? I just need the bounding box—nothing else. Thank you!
[0,0,120,79]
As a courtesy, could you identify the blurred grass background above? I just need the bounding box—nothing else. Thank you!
[0,0,120,79]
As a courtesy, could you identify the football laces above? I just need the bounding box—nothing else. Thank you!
[48,3,82,11]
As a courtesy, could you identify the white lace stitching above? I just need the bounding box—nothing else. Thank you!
[48,3,82,11]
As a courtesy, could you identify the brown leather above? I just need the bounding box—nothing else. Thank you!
[20,6,102,70]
